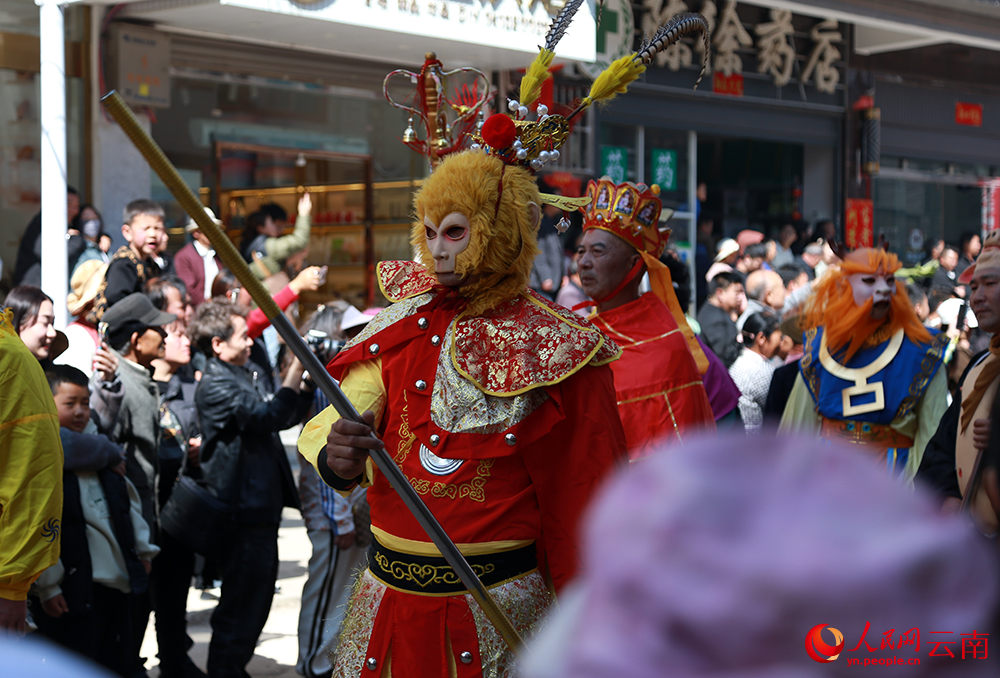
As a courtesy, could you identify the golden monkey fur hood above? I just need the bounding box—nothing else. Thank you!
[412,151,541,316]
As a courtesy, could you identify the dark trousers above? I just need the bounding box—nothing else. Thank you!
[150,528,198,673]
[207,522,280,678]
[34,584,135,677]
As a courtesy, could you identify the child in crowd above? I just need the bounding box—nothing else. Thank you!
[32,365,159,678]
[87,199,166,324]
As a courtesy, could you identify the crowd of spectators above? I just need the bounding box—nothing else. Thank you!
[1,194,372,678]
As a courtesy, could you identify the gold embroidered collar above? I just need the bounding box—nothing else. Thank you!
[820,328,904,417]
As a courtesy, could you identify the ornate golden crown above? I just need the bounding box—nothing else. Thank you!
[582,178,672,257]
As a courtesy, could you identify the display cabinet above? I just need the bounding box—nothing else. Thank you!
[212,141,422,310]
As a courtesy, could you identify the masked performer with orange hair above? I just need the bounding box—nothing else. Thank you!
[577,177,715,459]
[779,247,949,482]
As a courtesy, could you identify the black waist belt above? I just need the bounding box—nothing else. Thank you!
[368,539,537,595]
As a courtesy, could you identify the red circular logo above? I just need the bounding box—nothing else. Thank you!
[805,624,845,663]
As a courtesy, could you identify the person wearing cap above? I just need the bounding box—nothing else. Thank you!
[174,207,223,308]
[55,261,109,378]
[338,304,374,339]
[103,293,176,675]
[103,293,176,532]
[919,230,1000,534]
[704,237,740,283]
[780,246,948,484]
[576,178,715,459]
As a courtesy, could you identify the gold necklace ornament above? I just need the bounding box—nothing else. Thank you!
[819,328,904,417]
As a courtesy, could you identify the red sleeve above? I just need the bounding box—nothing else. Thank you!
[247,285,299,339]
[521,364,627,592]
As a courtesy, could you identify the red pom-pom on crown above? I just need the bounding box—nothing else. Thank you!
[480,113,516,149]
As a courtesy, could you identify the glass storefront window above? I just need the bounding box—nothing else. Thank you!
[873,176,982,266]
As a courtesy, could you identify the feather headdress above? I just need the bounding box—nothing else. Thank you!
[474,11,711,178]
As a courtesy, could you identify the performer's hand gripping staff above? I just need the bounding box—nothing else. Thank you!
[100,90,524,652]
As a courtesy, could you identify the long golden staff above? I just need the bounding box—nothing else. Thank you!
[100,91,523,651]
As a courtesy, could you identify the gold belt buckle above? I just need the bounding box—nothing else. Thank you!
[842,379,885,417]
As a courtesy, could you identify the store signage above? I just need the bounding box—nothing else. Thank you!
[651,149,678,190]
[108,24,171,108]
[956,102,983,127]
[223,0,595,61]
[641,0,842,94]
[844,198,874,249]
[713,72,744,96]
[579,0,633,79]
[981,178,1000,232]
[601,146,629,183]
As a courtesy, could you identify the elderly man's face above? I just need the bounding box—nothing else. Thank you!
[577,229,638,302]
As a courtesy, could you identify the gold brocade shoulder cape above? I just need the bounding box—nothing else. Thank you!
[349,260,621,396]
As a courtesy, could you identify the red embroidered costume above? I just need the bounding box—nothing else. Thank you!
[581,178,715,459]
[298,145,627,678]
[297,11,706,669]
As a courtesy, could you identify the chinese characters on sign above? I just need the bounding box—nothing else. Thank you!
[754,9,795,87]
[956,102,984,127]
[713,72,744,96]
[642,0,694,70]
[806,621,990,666]
[651,149,678,191]
[360,0,552,39]
[601,146,629,183]
[713,0,753,77]
[641,0,842,93]
[801,19,841,94]
[845,198,874,249]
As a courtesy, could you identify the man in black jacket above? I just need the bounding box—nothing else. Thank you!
[189,299,313,678]
[697,271,745,368]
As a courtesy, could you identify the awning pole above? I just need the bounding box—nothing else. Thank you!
[38,0,68,328]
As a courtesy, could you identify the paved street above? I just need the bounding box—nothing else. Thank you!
[144,434,315,678]
[143,506,312,678]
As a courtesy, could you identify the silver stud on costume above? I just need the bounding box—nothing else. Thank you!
[431,334,441,346]
[369,344,380,355]
[419,444,464,476]
[505,433,516,446]
[417,317,429,330]
[460,651,474,664]
[366,658,378,671]
[429,434,440,446]
[416,380,427,391]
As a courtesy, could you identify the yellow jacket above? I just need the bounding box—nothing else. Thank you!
[0,309,63,601]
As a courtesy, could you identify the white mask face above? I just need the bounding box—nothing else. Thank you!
[423,212,471,285]
[82,219,102,239]
[848,270,896,307]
